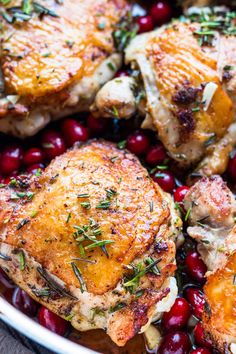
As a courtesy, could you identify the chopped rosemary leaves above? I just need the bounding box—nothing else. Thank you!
[91,307,105,320]
[0,252,12,261]
[124,258,161,293]
[106,188,117,199]
[10,191,34,201]
[18,250,25,271]
[71,262,87,293]
[109,302,126,313]
[110,156,119,163]
[204,133,216,147]
[73,219,114,258]
[233,274,236,285]
[37,267,76,299]
[64,313,74,321]
[77,193,90,198]
[16,218,30,230]
[117,140,127,149]
[107,62,115,71]
[71,257,96,264]
[149,201,154,212]
[22,0,32,15]
[184,207,192,222]
[96,200,111,210]
[80,202,91,210]
[112,106,119,118]
[66,212,71,223]
[32,287,51,298]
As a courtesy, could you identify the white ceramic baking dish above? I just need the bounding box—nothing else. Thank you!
[0,296,97,354]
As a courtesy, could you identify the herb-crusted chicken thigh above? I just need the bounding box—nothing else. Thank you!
[0,0,129,137]
[183,175,236,352]
[0,140,181,346]
[93,7,236,178]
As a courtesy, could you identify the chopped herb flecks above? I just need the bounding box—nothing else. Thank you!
[71,262,87,293]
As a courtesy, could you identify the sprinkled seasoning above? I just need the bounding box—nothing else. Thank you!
[16,218,30,230]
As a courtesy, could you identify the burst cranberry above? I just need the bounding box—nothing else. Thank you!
[23,148,44,166]
[27,163,44,175]
[87,115,107,135]
[227,154,236,181]
[194,323,212,349]
[38,306,69,336]
[127,131,150,155]
[151,171,175,193]
[174,186,190,204]
[190,348,211,354]
[136,15,154,34]
[115,70,129,78]
[150,1,172,26]
[0,268,15,289]
[185,251,207,284]
[162,298,191,332]
[12,287,38,317]
[185,287,205,319]
[158,331,191,354]
[146,144,167,166]
[0,144,23,175]
[61,119,89,147]
[41,130,66,160]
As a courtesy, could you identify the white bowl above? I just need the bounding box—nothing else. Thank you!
[0,296,97,354]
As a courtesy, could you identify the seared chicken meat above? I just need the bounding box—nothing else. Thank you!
[0,0,129,137]
[183,175,236,352]
[0,140,182,346]
[93,7,236,177]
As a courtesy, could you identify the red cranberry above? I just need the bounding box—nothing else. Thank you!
[12,287,38,317]
[158,331,191,354]
[0,268,15,289]
[185,251,207,284]
[127,131,150,156]
[38,306,69,336]
[115,70,129,78]
[150,1,172,26]
[146,144,167,166]
[61,119,89,147]
[136,15,154,34]
[23,148,44,166]
[185,287,205,319]
[190,348,211,354]
[151,171,175,193]
[174,186,190,204]
[87,115,108,135]
[194,323,212,349]
[227,155,236,181]
[162,298,191,332]
[27,163,44,175]
[0,144,23,175]
[41,130,66,160]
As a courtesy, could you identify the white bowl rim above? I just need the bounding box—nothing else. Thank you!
[0,296,97,354]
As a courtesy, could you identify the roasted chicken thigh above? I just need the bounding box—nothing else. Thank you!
[184,175,236,352]
[0,0,129,137]
[0,140,182,346]
[93,7,236,177]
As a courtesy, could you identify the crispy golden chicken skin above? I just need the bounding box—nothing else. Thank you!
[93,8,236,177]
[184,175,236,352]
[0,0,129,137]
[203,252,236,353]
[0,141,181,346]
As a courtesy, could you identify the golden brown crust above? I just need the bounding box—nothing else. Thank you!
[146,23,233,151]
[203,251,236,353]
[1,0,128,100]
[0,140,181,346]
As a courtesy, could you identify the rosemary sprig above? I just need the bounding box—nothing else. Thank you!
[71,262,87,293]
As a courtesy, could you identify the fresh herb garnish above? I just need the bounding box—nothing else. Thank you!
[109,302,126,313]
[18,250,25,271]
[71,262,87,293]
[117,140,127,149]
[16,218,30,230]
[184,207,192,222]
[96,200,111,210]
[77,193,90,198]
[80,202,91,210]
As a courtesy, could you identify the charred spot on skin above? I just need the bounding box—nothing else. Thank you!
[172,85,199,105]
[176,109,195,138]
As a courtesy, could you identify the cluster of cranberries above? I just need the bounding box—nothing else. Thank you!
[135,1,172,34]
